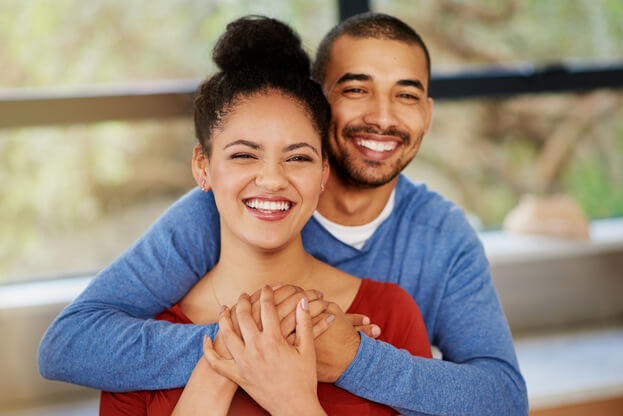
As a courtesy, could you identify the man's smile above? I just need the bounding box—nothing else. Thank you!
[355,138,398,152]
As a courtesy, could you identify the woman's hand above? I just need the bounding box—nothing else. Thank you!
[213,284,334,359]
[204,286,327,416]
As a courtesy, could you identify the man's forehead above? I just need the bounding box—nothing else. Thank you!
[324,35,428,88]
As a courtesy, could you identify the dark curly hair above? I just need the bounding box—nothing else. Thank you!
[311,12,431,89]
[194,15,331,157]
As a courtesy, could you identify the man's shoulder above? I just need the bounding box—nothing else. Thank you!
[128,187,220,258]
[393,175,467,229]
[154,188,219,230]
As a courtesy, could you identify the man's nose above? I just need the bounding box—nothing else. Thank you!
[255,162,288,191]
[362,96,399,131]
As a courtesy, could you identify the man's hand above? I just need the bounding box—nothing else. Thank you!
[204,288,327,416]
[214,284,333,358]
[346,313,381,339]
[314,302,361,383]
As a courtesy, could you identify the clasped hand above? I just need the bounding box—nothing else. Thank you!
[210,284,380,381]
[203,286,326,416]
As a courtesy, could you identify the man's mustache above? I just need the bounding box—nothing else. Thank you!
[342,125,410,144]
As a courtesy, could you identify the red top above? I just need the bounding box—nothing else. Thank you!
[101,278,432,415]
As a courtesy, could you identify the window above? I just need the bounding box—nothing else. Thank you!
[371,0,623,227]
[0,0,335,283]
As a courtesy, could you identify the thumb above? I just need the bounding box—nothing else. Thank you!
[294,297,314,358]
[346,313,370,326]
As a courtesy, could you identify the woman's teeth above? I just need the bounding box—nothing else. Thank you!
[357,139,397,152]
[245,199,291,212]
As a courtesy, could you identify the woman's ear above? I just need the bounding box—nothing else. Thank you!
[191,143,210,191]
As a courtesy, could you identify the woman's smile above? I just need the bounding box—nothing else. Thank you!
[243,196,296,221]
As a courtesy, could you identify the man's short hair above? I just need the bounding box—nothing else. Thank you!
[312,12,431,88]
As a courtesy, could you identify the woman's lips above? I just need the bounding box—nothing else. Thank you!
[243,197,294,221]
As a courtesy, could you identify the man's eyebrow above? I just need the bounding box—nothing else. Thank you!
[223,139,262,150]
[397,79,425,92]
[336,72,371,84]
[283,142,319,156]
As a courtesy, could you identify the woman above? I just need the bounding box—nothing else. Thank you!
[100,16,431,415]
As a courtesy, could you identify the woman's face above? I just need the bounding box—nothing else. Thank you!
[199,92,329,251]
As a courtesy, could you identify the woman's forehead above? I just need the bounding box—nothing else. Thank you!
[213,93,322,148]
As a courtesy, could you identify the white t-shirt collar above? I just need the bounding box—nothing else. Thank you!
[312,189,396,250]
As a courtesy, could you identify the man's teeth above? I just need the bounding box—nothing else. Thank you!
[357,139,397,152]
[245,199,291,212]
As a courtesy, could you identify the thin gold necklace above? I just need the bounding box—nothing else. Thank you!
[209,277,222,307]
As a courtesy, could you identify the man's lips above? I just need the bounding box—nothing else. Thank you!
[349,135,400,161]
[355,137,398,152]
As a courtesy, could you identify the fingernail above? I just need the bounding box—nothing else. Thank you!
[326,314,335,324]
[272,282,283,289]
[362,316,370,325]
[219,305,226,313]
[371,325,381,337]
[317,290,324,298]
[203,335,208,344]
[301,297,309,311]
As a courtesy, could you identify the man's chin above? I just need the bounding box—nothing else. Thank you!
[341,166,401,189]
[328,150,404,188]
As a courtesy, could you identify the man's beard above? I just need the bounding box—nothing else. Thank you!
[328,124,419,189]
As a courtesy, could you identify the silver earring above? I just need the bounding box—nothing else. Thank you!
[320,184,325,192]
[201,179,208,192]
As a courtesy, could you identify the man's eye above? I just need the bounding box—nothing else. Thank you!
[344,88,365,94]
[399,93,419,101]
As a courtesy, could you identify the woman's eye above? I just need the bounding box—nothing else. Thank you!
[230,153,256,160]
[344,88,364,94]
[287,155,313,162]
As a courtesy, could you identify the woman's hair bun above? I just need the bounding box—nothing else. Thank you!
[213,15,311,77]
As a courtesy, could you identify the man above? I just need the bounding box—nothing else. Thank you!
[39,13,528,415]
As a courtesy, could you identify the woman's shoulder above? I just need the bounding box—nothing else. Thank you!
[154,304,193,324]
[311,260,362,311]
[357,279,416,308]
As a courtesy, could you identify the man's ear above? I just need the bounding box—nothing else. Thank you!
[321,158,330,190]
[191,143,210,191]
[424,97,434,134]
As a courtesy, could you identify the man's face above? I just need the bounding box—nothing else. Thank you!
[322,35,433,188]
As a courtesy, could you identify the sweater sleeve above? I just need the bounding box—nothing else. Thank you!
[38,189,221,391]
[336,208,528,415]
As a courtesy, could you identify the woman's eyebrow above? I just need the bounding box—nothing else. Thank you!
[223,139,262,150]
[283,142,319,156]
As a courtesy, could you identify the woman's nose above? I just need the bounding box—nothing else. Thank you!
[255,162,288,191]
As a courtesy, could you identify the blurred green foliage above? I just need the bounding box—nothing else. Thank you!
[1,0,622,281]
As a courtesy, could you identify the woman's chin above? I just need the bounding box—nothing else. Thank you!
[244,233,296,252]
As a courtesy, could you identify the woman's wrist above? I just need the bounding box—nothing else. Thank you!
[173,356,237,415]
[193,355,237,391]
[269,395,327,416]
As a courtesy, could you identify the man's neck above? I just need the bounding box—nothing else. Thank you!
[317,174,399,226]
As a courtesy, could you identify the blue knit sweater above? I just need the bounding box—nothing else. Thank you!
[39,175,528,415]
